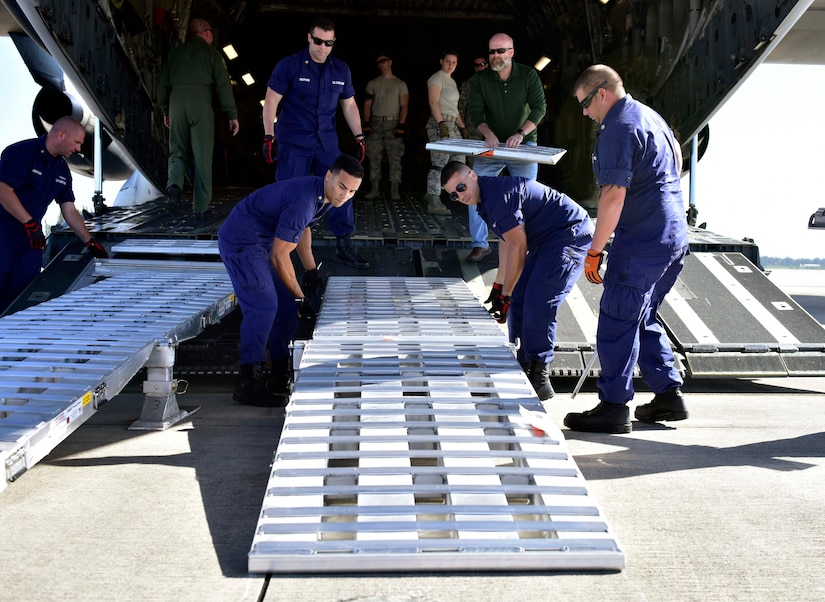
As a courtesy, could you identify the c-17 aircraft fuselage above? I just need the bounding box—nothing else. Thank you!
[1,0,822,211]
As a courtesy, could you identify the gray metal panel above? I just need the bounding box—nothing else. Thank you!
[110,239,222,257]
[0,254,237,492]
[315,277,507,342]
[658,252,825,376]
[249,277,625,572]
[425,139,567,165]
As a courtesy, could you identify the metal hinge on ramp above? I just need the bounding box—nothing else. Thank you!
[248,277,624,573]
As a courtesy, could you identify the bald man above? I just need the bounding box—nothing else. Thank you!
[0,116,108,314]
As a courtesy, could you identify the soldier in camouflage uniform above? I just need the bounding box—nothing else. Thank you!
[425,50,466,215]
[458,57,489,167]
[362,55,409,201]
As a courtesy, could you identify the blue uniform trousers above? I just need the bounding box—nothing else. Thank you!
[596,245,688,404]
[276,142,354,237]
[0,235,42,313]
[218,240,298,365]
[509,240,588,364]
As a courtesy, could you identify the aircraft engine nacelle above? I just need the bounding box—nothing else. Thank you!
[32,87,134,181]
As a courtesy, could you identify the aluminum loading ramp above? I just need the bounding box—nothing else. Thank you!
[0,248,236,492]
[249,277,625,573]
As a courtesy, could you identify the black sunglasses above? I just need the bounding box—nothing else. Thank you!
[579,80,608,109]
[488,48,512,55]
[474,62,487,68]
[377,58,390,64]
[448,182,468,203]
[311,35,335,47]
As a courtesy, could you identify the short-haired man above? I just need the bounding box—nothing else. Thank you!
[362,54,409,201]
[0,116,109,314]
[441,161,593,400]
[564,64,689,434]
[261,17,369,269]
[218,155,364,407]
[158,18,239,217]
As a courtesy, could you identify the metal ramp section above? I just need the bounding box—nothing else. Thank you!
[0,251,236,492]
[658,252,825,377]
[425,139,568,165]
[249,277,625,573]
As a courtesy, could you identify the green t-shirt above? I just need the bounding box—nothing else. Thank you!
[467,62,546,142]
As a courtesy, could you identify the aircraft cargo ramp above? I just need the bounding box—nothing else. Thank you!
[248,277,625,573]
[49,193,825,379]
[550,251,825,379]
[0,245,236,492]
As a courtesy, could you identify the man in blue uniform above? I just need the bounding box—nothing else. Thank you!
[0,116,108,315]
[441,161,593,400]
[218,154,363,407]
[564,64,689,434]
[261,16,369,269]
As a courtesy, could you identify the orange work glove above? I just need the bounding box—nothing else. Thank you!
[584,250,605,284]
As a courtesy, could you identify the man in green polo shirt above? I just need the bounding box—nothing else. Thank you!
[466,33,546,266]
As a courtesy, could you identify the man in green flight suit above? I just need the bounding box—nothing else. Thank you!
[158,18,239,218]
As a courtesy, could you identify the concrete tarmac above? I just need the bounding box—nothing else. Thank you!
[1,270,824,601]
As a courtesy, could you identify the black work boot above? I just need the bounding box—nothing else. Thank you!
[233,362,287,408]
[335,236,370,269]
[165,184,182,213]
[521,360,555,401]
[267,357,291,398]
[634,387,688,423]
[564,402,632,434]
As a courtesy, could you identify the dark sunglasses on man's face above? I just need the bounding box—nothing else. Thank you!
[448,182,468,202]
[488,48,511,55]
[311,35,335,47]
[579,80,608,110]
[377,58,390,64]
[474,62,487,68]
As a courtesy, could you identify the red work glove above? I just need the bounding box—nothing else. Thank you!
[262,134,277,164]
[23,219,46,250]
[85,238,109,258]
[484,282,503,305]
[353,134,366,163]
[489,294,511,324]
[585,250,605,284]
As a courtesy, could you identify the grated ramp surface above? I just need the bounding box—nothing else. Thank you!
[0,253,235,491]
[249,277,625,573]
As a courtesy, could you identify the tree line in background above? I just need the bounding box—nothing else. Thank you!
[761,256,825,268]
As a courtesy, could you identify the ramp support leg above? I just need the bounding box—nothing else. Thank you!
[129,340,200,431]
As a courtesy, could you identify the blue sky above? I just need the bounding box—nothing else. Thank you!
[2,38,824,258]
